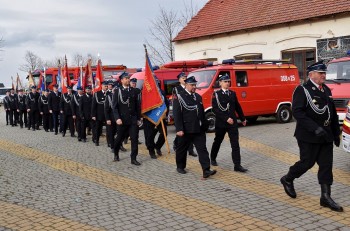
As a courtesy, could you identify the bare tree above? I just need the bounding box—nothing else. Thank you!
[145,2,201,65]
[19,50,43,72]
[72,53,98,66]
[43,56,65,68]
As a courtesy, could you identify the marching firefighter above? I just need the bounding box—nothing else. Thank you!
[60,86,75,137]
[39,89,52,132]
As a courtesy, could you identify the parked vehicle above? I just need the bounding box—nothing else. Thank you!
[326,50,350,123]
[188,59,300,132]
[0,87,12,104]
[342,100,350,152]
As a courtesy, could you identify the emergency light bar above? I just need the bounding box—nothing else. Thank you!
[222,59,235,65]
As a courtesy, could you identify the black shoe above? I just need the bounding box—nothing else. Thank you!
[320,184,343,212]
[131,159,141,166]
[156,149,163,156]
[138,141,142,144]
[55,132,58,135]
[28,127,31,130]
[92,139,96,143]
[120,145,127,152]
[280,176,297,198]
[234,165,247,172]
[188,152,197,157]
[203,169,217,178]
[36,128,41,130]
[78,138,82,142]
[113,153,120,162]
[45,129,49,132]
[95,142,99,146]
[83,139,87,143]
[62,132,66,137]
[71,134,76,137]
[211,160,218,166]
[177,168,187,174]
[150,153,157,159]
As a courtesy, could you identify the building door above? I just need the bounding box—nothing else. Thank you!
[282,49,315,82]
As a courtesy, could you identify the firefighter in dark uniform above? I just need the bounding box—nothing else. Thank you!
[8,88,18,126]
[26,86,40,131]
[172,76,217,178]
[172,72,197,157]
[48,84,61,134]
[71,86,84,141]
[280,61,343,212]
[79,86,93,142]
[39,89,52,132]
[105,81,117,152]
[16,89,28,128]
[3,90,10,125]
[143,78,169,159]
[210,74,248,172]
[60,86,75,137]
[112,73,142,165]
[91,81,108,146]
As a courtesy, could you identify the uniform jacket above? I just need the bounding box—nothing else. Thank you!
[79,93,92,120]
[112,86,141,125]
[173,89,208,133]
[60,93,73,115]
[39,95,50,114]
[26,92,40,111]
[3,96,9,110]
[212,89,245,129]
[71,94,82,118]
[7,94,17,110]
[292,80,340,143]
[48,91,61,111]
[104,93,115,122]
[16,94,27,111]
[91,90,107,121]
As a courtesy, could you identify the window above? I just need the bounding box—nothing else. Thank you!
[235,71,248,87]
[69,73,74,80]
[189,70,216,89]
[282,49,315,82]
[45,74,53,84]
[164,80,179,96]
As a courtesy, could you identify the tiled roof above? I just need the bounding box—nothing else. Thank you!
[174,0,350,41]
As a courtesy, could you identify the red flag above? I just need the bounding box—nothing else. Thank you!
[93,59,103,93]
[63,55,71,87]
[141,51,163,114]
[84,59,92,90]
[61,65,67,94]
[38,72,43,90]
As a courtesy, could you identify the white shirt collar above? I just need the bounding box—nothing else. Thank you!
[309,78,320,89]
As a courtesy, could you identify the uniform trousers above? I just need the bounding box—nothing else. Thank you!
[52,111,60,133]
[9,109,18,125]
[287,139,333,184]
[93,120,104,143]
[18,110,27,128]
[210,126,241,165]
[75,117,82,139]
[81,118,92,140]
[42,113,52,131]
[106,121,116,149]
[114,120,139,160]
[30,110,40,129]
[62,114,74,135]
[176,132,210,171]
[5,110,10,125]
[143,119,167,153]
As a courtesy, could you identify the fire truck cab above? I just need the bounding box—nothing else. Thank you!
[326,50,350,123]
[188,59,300,131]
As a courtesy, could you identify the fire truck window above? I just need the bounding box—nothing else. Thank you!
[236,71,248,87]
[45,74,53,83]
[69,73,74,80]
[164,80,179,96]
[214,71,230,88]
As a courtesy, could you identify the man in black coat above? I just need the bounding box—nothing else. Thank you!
[3,90,10,125]
[172,76,217,178]
[280,61,343,212]
[60,86,74,137]
[26,86,40,131]
[172,72,197,157]
[91,81,108,146]
[8,88,18,126]
[71,87,84,141]
[79,86,93,142]
[112,72,142,165]
[39,89,52,132]
[48,84,61,134]
[210,74,247,172]
[105,82,117,152]
[16,89,28,128]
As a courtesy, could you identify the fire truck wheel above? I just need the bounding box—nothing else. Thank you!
[205,112,216,133]
[276,105,292,123]
[246,116,258,123]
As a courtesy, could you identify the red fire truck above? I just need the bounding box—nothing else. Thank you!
[342,101,350,152]
[326,50,350,123]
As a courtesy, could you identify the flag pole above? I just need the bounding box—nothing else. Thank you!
[160,119,171,155]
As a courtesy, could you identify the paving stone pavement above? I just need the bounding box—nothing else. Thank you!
[0,109,349,231]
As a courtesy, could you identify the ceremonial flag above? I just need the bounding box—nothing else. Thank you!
[57,64,62,92]
[78,66,83,89]
[61,56,69,94]
[11,76,15,92]
[40,71,46,94]
[28,71,35,88]
[16,73,23,91]
[93,59,103,93]
[84,58,92,90]
[141,46,166,125]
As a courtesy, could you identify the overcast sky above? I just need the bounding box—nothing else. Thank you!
[0,0,207,87]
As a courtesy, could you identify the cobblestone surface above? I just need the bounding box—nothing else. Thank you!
[0,110,349,231]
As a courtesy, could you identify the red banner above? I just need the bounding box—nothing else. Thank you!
[93,59,103,93]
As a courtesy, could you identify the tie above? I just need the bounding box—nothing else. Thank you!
[319,85,323,91]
